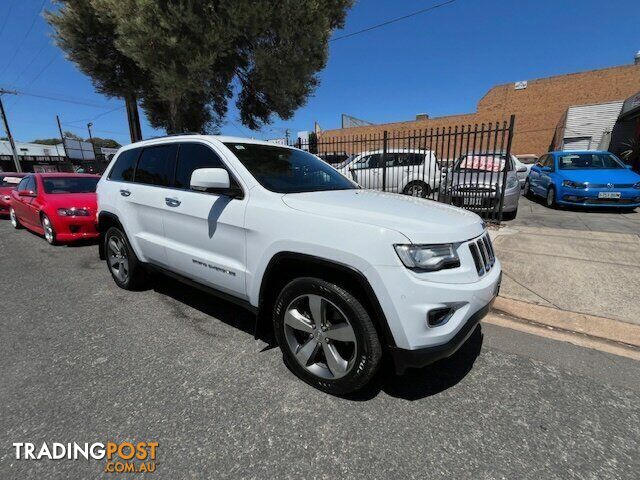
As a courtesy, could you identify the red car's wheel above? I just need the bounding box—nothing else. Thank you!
[41,214,57,245]
[9,207,22,229]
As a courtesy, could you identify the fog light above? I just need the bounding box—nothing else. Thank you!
[564,195,578,202]
[427,307,454,327]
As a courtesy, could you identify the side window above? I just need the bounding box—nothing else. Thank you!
[17,177,29,190]
[134,144,178,187]
[25,176,36,192]
[536,155,547,167]
[174,143,224,189]
[544,155,555,171]
[109,149,140,182]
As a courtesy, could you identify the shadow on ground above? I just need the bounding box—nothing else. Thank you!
[150,271,483,402]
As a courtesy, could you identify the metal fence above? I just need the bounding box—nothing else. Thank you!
[295,115,515,223]
[0,155,111,174]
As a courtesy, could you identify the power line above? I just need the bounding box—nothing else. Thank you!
[0,0,49,79]
[9,42,49,85]
[66,105,126,125]
[0,0,16,41]
[21,54,58,90]
[330,0,457,42]
[8,89,115,109]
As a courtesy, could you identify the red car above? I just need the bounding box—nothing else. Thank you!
[9,173,101,244]
[0,172,27,216]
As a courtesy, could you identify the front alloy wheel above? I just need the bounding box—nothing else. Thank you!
[284,294,357,380]
[41,214,56,244]
[274,278,382,395]
[546,187,556,208]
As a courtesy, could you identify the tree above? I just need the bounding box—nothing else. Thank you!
[48,1,352,134]
[63,131,82,140]
[31,138,62,145]
[47,1,145,141]
[88,137,121,149]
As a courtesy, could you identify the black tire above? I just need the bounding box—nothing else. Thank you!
[41,213,57,245]
[9,207,22,229]
[502,208,518,221]
[273,277,382,395]
[104,226,148,290]
[403,181,431,198]
[523,178,532,198]
[545,186,556,209]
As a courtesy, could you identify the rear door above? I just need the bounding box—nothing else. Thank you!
[160,141,248,298]
[11,177,32,225]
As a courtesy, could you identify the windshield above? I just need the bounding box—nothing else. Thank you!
[0,175,24,187]
[558,153,625,170]
[456,154,507,172]
[43,177,99,194]
[225,143,357,193]
[518,156,538,165]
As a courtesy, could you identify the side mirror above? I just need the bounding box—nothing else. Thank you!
[18,190,36,197]
[517,166,528,173]
[541,166,552,172]
[190,168,242,198]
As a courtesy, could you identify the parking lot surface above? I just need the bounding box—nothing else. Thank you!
[507,195,640,234]
[1,221,639,479]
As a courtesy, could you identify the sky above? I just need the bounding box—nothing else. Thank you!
[0,0,639,146]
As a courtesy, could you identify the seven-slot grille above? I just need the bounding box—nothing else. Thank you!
[468,233,495,276]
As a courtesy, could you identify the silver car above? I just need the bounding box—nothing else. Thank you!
[440,153,525,219]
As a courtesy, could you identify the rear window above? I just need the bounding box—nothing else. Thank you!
[43,177,99,194]
[109,149,139,182]
[0,175,24,187]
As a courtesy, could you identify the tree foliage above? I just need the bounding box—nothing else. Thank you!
[48,1,352,134]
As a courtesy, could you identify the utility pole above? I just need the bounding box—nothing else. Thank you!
[87,122,96,157]
[125,93,142,143]
[56,115,69,170]
[0,89,21,172]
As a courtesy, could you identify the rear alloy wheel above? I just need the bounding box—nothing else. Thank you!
[9,207,22,229]
[41,214,56,245]
[274,278,382,395]
[403,181,430,198]
[104,227,147,290]
[546,187,556,209]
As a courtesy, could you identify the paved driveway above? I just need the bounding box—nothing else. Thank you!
[506,194,640,235]
[0,221,639,479]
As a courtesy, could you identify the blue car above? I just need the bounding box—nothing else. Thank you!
[524,150,640,210]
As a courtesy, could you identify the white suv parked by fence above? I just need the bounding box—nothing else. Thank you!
[337,149,441,197]
[97,135,501,394]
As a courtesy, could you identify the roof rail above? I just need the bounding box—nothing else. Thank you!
[146,132,202,140]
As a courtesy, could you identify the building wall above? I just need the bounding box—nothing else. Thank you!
[318,64,640,156]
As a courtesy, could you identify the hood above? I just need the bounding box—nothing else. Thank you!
[282,189,484,244]
[45,192,97,210]
[558,169,640,185]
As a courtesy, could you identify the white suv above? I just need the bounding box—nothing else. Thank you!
[337,149,441,197]
[97,135,501,395]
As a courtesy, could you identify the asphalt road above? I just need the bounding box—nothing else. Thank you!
[505,194,640,234]
[0,220,639,479]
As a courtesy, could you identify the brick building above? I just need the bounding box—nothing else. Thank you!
[318,61,640,156]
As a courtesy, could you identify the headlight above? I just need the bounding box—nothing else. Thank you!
[506,176,519,189]
[58,207,90,217]
[562,180,588,189]
[394,244,460,272]
[633,182,640,190]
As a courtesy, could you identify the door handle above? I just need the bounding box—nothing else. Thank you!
[120,189,131,197]
[165,197,181,207]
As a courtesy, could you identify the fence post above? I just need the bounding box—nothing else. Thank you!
[382,130,388,191]
[496,114,516,223]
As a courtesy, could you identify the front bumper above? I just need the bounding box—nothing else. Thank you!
[389,297,494,374]
[447,188,520,213]
[557,187,640,208]
[0,198,10,215]
[51,214,100,242]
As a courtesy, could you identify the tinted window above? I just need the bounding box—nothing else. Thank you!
[43,177,99,194]
[558,153,625,170]
[355,154,382,169]
[135,145,178,187]
[25,176,36,193]
[17,177,29,190]
[175,143,224,189]
[109,149,139,182]
[225,143,356,194]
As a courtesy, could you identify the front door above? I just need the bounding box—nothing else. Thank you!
[161,141,248,298]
